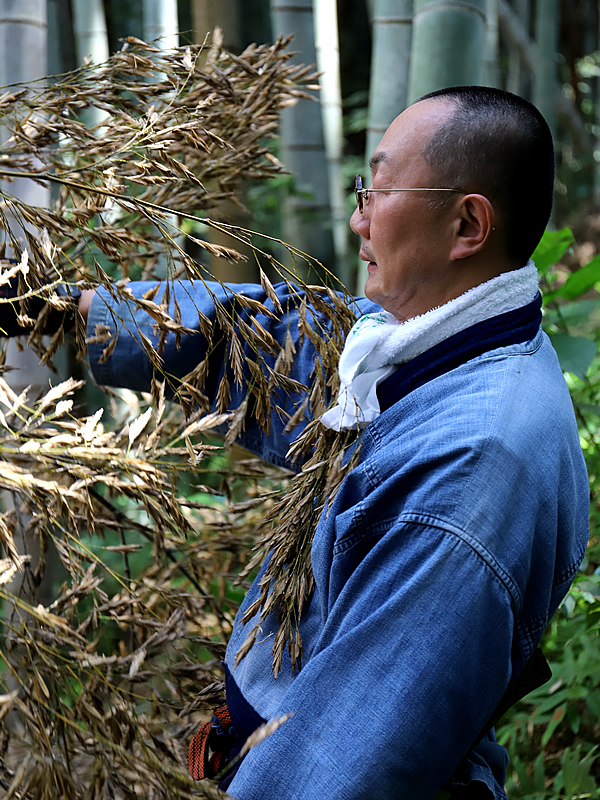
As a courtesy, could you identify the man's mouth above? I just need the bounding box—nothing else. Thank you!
[362,254,377,272]
[360,247,376,266]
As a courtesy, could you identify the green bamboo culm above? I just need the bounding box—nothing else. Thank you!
[270,0,334,277]
[366,0,414,158]
[407,0,487,103]
[357,0,414,291]
[482,0,500,88]
[506,0,531,95]
[533,0,559,140]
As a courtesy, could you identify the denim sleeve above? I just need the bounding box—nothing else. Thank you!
[86,279,376,467]
[227,522,512,800]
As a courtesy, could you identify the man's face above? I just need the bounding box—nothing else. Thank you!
[350,99,460,321]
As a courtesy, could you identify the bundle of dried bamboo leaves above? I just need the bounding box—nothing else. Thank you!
[0,376,291,799]
[0,37,359,798]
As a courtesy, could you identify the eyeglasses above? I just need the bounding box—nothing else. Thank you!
[354,174,465,213]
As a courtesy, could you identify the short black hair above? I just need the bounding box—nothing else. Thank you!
[418,86,554,265]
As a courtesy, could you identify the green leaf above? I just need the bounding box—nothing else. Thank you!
[555,254,600,300]
[512,755,537,794]
[557,745,599,799]
[532,752,546,791]
[549,334,598,379]
[564,686,589,700]
[566,702,582,734]
[543,299,600,326]
[532,227,574,275]
[535,690,571,715]
[560,593,577,617]
[541,704,566,746]
[576,402,600,416]
[586,689,600,719]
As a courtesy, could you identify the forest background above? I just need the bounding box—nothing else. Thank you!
[0,0,598,798]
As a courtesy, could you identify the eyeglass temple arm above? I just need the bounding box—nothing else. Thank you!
[361,188,464,193]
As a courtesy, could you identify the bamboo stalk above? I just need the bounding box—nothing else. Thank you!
[271,0,334,276]
[0,0,52,376]
[71,0,109,129]
[483,0,499,87]
[143,0,179,48]
[357,0,413,292]
[313,0,349,285]
[190,0,241,51]
[407,0,487,103]
[143,0,180,278]
[72,0,109,64]
[366,0,413,159]
[497,0,591,152]
[506,0,530,95]
[0,0,57,694]
[533,0,559,138]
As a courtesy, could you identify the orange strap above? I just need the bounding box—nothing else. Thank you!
[188,704,233,781]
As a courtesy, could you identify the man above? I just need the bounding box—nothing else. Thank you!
[35,87,594,797]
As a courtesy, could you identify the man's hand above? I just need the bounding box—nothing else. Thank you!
[78,290,95,323]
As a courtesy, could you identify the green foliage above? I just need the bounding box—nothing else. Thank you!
[550,255,600,302]
[498,228,600,797]
[547,334,598,380]
[532,228,575,278]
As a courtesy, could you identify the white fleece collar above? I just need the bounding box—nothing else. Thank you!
[320,261,539,431]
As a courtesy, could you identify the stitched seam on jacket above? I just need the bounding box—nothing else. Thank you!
[336,507,585,641]
[364,334,543,486]
[387,512,523,612]
[331,512,523,660]
[332,507,521,611]
[332,509,392,554]
[514,619,539,661]
[517,613,547,641]
[554,539,589,586]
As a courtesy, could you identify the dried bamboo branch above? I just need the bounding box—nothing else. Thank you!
[0,36,361,798]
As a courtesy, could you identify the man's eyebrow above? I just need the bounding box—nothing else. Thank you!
[369,152,387,173]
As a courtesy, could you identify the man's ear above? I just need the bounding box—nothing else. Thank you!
[449,194,495,261]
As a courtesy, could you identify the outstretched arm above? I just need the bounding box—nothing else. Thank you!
[80,279,375,467]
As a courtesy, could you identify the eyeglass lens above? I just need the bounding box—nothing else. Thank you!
[355,175,364,212]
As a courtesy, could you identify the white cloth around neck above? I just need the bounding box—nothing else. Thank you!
[319,262,539,431]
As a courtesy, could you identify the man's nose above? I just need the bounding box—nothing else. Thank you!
[350,206,369,238]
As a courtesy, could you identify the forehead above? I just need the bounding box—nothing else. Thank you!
[371,98,454,177]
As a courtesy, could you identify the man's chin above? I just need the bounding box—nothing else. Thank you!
[363,274,381,304]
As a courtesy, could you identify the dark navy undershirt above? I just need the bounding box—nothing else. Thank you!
[376,293,543,413]
[219,663,267,790]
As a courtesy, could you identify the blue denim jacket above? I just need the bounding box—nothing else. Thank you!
[88,280,590,800]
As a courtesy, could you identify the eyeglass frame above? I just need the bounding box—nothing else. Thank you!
[354,174,466,213]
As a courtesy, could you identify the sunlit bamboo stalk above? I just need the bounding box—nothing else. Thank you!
[271,0,335,276]
[71,0,110,128]
[313,0,350,285]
